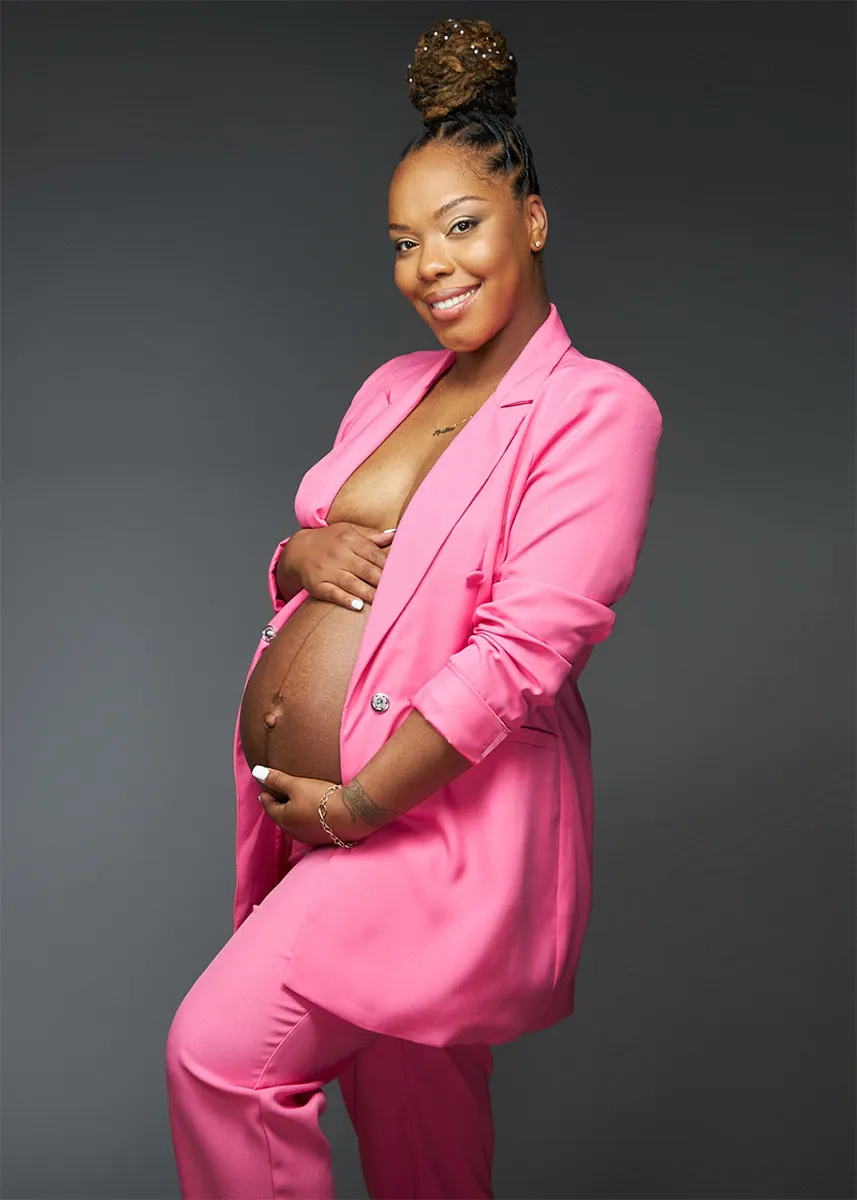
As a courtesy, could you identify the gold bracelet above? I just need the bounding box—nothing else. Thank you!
[317,783,358,849]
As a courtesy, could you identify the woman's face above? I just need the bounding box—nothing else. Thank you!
[388,142,547,353]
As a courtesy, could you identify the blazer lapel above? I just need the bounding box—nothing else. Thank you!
[315,351,454,527]
[340,304,573,720]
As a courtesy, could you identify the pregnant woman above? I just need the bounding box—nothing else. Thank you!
[167,16,663,1200]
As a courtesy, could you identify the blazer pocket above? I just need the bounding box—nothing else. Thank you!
[505,725,559,751]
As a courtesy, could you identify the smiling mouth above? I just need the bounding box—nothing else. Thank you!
[428,285,480,312]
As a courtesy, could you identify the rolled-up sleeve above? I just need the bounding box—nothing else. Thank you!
[410,373,663,765]
[267,536,294,612]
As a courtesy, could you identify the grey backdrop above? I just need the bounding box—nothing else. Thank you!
[2,2,854,1198]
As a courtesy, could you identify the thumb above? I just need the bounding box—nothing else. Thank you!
[252,764,294,799]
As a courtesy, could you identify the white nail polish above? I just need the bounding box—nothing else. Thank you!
[252,765,270,783]
[382,528,397,533]
[351,598,364,610]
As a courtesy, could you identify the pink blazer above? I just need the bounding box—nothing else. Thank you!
[232,304,662,1047]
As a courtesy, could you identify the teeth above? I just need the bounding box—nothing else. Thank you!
[431,287,478,310]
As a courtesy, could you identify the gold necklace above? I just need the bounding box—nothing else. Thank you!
[432,372,475,437]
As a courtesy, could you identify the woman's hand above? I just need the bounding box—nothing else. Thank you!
[253,767,375,845]
[279,524,396,611]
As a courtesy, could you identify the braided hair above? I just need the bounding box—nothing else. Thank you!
[399,17,540,209]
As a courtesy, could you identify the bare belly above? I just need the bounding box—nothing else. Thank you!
[239,596,369,784]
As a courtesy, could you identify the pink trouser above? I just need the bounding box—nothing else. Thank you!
[165,860,495,1199]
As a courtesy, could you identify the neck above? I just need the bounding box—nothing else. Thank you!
[448,290,552,391]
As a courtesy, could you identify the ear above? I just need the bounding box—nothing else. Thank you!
[526,194,548,250]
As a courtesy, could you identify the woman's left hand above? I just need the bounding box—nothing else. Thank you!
[253,767,367,846]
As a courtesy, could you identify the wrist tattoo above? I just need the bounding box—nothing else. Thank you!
[340,778,399,830]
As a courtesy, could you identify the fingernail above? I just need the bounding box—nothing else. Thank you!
[252,765,270,783]
[351,598,364,610]
[382,528,397,533]
[258,792,266,803]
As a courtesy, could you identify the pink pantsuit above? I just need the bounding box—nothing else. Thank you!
[166,305,663,1198]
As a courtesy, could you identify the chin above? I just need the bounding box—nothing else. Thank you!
[434,330,486,353]
[436,318,498,354]
[415,307,496,353]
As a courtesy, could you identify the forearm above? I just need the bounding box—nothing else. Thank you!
[274,532,306,604]
[337,708,472,837]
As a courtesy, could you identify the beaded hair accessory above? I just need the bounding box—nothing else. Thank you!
[407,17,514,86]
[405,17,517,122]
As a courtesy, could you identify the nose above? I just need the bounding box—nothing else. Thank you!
[416,238,453,282]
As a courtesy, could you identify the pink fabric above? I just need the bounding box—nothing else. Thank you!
[232,304,663,1046]
[166,858,494,1198]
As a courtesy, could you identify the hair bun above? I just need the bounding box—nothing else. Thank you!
[407,18,518,124]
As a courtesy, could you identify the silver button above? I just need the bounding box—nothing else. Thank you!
[370,692,390,713]
[261,625,276,643]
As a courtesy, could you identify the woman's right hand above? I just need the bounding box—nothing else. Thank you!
[279,524,396,610]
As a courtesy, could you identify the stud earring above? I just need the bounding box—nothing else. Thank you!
[534,240,542,248]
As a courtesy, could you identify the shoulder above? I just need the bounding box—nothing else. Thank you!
[533,346,663,438]
[341,350,444,428]
[336,348,443,435]
[367,348,446,389]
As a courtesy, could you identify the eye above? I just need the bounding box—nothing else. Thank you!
[395,239,417,255]
[450,218,477,235]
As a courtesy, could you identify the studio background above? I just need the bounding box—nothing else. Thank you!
[2,2,853,1198]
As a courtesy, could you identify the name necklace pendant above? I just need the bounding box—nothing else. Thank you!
[432,374,474,437]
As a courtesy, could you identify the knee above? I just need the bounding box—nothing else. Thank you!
[166,970,264,1096]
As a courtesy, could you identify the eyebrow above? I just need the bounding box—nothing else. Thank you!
[389,194,487,232]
